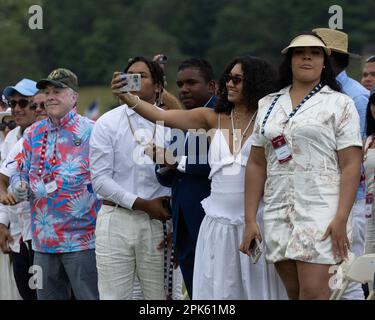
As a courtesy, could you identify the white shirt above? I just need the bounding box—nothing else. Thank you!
[0,127,22,228]
[0,129,31,252]
[89,104,170,209]
[0,126,21,163]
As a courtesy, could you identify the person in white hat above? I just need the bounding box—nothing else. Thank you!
[0,92,8,112]
[313,27,369,300]
[0,79,38,300]
[240,32,362,300]
[0,108,15,148]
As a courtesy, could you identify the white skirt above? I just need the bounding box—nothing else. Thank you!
[192,215,287,300]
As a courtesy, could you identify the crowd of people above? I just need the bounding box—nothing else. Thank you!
[0,27,374,300]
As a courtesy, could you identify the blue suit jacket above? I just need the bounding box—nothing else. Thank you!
[156,96,218,249]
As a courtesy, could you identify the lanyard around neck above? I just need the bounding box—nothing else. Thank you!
[37,130,57,178]
[261,83,322,135]
[126,108,156,146]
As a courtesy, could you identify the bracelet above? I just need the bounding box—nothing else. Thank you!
[130,95,140,110]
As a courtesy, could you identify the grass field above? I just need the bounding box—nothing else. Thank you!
[76,86,119,117]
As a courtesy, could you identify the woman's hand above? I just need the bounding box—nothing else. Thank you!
[111,72,139,106]
[239,222,262,256]
[321,216,350,261]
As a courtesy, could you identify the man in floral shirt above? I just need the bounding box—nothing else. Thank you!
[11,68,101,300]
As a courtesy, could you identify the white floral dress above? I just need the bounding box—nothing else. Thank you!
[251,85,362,264]
[363,136,375,254]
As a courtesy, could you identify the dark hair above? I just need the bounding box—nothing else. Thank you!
[124,56,165,88]
[366,94,375,136]
[215,56,277,114]
[366,55,375,63]
[278,32,341,92]
[178,58,214,83]
[331,51,349,69]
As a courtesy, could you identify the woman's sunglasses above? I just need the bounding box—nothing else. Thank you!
[0,120,17,131]
[224,74,244,85]
[9,98,30,109]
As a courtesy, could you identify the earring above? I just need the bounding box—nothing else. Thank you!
[155,91,162,107]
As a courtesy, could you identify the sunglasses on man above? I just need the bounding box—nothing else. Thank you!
[0,120,17,131]
[224,74,244,85]
[29,102,45,110]
[9,98,33,109]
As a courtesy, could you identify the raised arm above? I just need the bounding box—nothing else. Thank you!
[240,146,267,255]
[111,72,212,131]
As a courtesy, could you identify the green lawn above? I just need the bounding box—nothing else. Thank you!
[76,86,119,117]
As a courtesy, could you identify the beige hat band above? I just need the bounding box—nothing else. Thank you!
[281,34,331,55]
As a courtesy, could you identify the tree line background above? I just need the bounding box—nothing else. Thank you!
[0,0,374,112]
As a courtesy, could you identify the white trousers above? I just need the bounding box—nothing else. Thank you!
[95,205,165,300]
[0,252,22,300]
[132,268,184,300]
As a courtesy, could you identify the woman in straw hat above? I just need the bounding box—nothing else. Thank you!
[111,56,287,300]
[240,32,363,300]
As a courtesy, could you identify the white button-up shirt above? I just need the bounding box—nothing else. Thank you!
[0,126,21,163]
[0,128,31,253]
[89,104,170,209]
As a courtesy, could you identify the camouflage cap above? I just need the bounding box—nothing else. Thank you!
[36,68,79,92]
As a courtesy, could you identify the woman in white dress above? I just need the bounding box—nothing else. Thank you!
[363,87,375,254]
[240,33,363,300]
[111,56,287,299]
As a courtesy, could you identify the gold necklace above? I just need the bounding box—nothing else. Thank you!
[230,109,257,155]
[126,107,156,146]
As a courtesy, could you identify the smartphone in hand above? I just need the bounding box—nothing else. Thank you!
[119,73,141,92]
[249,238,263,264]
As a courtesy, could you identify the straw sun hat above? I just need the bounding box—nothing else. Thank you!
[281,34,331,55]
[312,28,361,58]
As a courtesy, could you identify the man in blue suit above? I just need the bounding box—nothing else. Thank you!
[156,58,216,298]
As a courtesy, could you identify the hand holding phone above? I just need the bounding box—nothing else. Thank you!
[118,73,141,92]
[249,238,263,264]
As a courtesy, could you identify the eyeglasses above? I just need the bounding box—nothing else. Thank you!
[0,120,17,131]
[9,99,30,109]
[30,102,45,110]
[224,74,244,85]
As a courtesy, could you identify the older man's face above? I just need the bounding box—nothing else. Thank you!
[44,85,77,121]
[9,92,36,130]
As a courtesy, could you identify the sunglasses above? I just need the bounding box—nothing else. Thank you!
[9,99,30,109]
[0,120,17,131]
[30,102,45,110]
[224,74,244,85]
